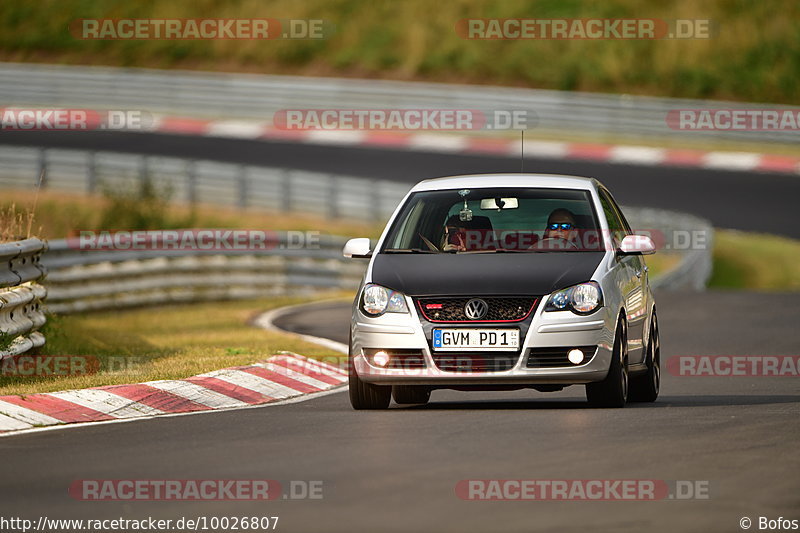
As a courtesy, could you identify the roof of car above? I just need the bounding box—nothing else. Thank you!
[410,173,601,192]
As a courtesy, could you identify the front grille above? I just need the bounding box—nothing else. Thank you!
[433,353,518,372]
[526,346,598,368]
[417,297,537,323]
[363,349,427,369]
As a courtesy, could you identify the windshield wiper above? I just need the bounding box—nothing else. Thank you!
[383,248,438,254]
[457,248,531,254]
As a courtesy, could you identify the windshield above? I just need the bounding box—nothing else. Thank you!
[382,187,604,253]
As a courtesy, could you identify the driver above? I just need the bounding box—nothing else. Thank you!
[540,208,579,249]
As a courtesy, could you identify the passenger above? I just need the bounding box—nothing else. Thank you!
[442,215,468,252]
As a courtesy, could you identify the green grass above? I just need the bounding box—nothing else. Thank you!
[0,293,351,396]
[0,0,798,103]
[709,230,800,290]
[646,252,682,281]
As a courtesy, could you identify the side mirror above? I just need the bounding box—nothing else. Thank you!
[343,237,372,258]
[618,234,656,255]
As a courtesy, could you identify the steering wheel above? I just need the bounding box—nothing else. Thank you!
[535,237,579,250]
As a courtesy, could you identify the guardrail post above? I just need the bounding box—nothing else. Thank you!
[187,160,197,205]
[87,151,96,193]
[281,168,292,213]
[238,165,248,209]
[328,174,339,219]
[37,148,47,189]
[0,238,48,359]
[371,181,381,222]
[138,155,148,187]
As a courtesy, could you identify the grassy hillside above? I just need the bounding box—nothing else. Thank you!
[0,0,797,103]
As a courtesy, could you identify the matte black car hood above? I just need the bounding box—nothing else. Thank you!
[370,252,606,297]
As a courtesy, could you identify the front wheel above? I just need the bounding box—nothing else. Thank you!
[629,312,660,403]
[586,318,628,408]
[348,351,391,410]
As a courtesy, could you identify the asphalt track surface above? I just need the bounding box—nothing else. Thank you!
[1,291,799,533]
[1,131,799,238]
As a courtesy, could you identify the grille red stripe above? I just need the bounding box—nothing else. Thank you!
[417,299,537,323]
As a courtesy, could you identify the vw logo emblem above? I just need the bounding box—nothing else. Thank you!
[464,299,488,320]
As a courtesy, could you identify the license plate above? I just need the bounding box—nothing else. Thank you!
[432,328,520,351]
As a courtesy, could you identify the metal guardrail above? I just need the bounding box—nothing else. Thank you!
[0,146,411,221]
[1,62,796,144]
[629,208,714,291]
[42,235,367,314]
[0,238,47,358]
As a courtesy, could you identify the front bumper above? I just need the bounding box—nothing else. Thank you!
[350,296,615,386]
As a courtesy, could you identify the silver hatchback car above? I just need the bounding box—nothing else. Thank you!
[343,174,660,409]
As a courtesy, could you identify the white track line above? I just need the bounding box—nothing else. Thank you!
[305,130,368,145]
[408,133,468,152]
[254,300,349,355]
[703,151,761,170]
[521,140,570,159]
[206,120,266,139]
[610,145,667,165]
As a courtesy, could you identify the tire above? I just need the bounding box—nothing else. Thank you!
[392,385,431,405]
[348,340,391,410]
[586,317,628,408]
[629,312,660,403]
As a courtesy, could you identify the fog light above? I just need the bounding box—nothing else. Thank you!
[372,351,390,367]
[567,349,584,365]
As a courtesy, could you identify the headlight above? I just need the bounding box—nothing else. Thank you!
[361,284,409,316]
[545,281,603,315]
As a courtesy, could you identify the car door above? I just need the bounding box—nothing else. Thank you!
[599,188,647,365]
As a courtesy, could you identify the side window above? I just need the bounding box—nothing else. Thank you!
[605,189,632,234]
[598,189,626,247]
